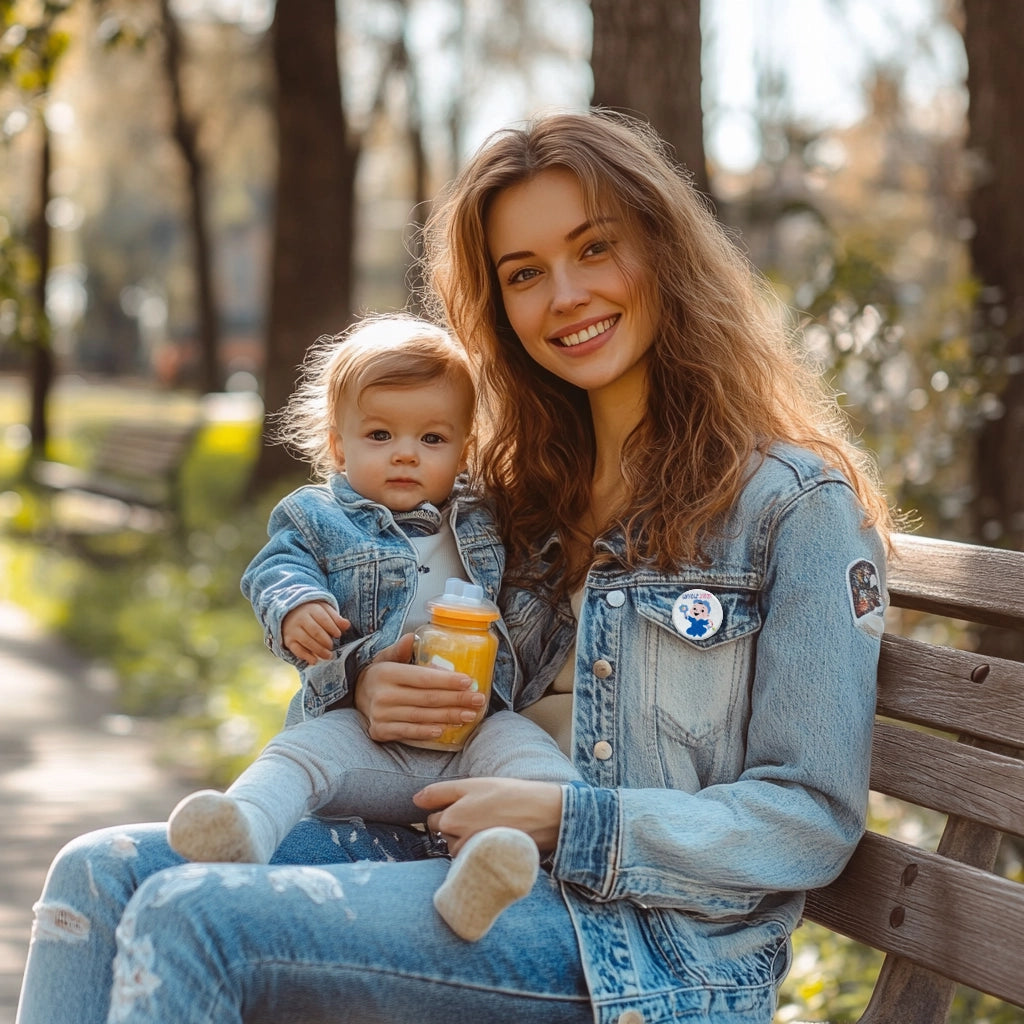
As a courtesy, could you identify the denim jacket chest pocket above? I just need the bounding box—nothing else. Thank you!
[322,545,417,640]
[630,582,761,792]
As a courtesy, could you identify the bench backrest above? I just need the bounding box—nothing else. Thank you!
[802,533,1024,1022]
[90,419,201,510]
[91,420,200,481]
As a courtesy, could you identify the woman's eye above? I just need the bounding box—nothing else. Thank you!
[583,239,611,258]
[507,266,539,285]
[369,430,391,441]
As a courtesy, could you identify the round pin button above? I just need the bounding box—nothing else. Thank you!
[672,589,724,640]
[606,590,625,607]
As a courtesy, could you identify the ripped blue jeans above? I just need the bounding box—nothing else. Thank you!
[16,818,590,1024]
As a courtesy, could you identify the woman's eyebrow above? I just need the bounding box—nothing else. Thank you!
[567,216,616,241]
[494,217,617,270]
[494,248,536,271]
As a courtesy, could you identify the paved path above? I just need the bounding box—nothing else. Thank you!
[0,603,191,1022]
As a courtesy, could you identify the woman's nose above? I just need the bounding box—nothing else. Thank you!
[550,266,589,314]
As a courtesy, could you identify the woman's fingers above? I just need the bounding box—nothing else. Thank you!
[414,778,564,856]
[354,635,485,741]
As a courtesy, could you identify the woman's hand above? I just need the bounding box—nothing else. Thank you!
[414,777,564,857]
[354,634,487,743]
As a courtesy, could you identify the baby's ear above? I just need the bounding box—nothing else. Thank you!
[458,433,476,474]
[329,430,345,471]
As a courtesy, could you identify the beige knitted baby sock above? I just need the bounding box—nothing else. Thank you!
[433,827,540,941]
[168,790,277,864]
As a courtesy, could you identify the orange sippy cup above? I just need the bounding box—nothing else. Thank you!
[409,578,500,751]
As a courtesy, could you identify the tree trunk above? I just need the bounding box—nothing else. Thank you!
[28,115,53,459]
[395,20,430,312]
[590,0,708,196]
[248,0,358,490]
[159,0,221,393]
[962,0,1024,658]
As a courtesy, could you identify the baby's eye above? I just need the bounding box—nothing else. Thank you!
[369,429,391,441]
[421,433,446,445]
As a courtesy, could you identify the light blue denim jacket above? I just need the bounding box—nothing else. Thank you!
[240,474,515,723]
[501,444,886,1023]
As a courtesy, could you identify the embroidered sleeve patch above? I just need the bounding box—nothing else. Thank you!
[847,559,884,637]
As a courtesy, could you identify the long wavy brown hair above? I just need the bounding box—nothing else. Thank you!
[422,109,893,589]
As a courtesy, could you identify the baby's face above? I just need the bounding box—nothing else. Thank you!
[331,380,472,511]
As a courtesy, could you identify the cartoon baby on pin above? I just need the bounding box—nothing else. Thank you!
[672,588,724,640]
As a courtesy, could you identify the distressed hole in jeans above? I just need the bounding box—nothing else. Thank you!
[108,833,140,858]
[32,901,91,943]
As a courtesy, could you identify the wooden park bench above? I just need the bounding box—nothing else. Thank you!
[31,416,203,541]
[794,532,1024,1022]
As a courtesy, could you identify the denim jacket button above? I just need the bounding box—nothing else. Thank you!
[606,590,626,607]
[617,1011,644,1024]
[593,740,613,760]
[592,659,613,678]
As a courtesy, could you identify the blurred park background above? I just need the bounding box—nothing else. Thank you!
[0,0,1022,1020]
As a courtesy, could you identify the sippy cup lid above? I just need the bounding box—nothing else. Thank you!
[426,578,500,623]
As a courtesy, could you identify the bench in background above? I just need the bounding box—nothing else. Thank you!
[795,533,1024,1023]
[31,417,203,538]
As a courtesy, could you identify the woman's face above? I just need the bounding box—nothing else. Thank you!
[485,168,657,401]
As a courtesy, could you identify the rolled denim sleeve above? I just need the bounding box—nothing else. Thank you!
[241,519,338,667]
[551,478,884,917]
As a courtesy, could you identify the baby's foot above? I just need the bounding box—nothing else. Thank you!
[433,827,539,941]
[168,790,267,863]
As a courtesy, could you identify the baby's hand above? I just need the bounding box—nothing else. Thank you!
[282,601,350,664]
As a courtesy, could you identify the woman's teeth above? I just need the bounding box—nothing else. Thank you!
[558,316,617,347]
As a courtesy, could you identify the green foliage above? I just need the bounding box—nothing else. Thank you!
[181,418,263,524]
[792,236,985,538]
[0,2,74,90]
[0,388,306,783]
[0,514,300,784]
[0,1,74,379]
[777,922,881,1023]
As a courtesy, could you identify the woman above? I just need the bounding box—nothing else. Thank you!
[16,109,890,1024]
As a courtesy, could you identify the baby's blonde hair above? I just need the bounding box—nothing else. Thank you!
[273,313,476,481]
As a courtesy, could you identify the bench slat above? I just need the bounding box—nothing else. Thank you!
[792,534,1024,1021]
[876,633,1024,747]
[869,722,1024,838]
[803,831,1024,1007]
[888,534,1024,629]
[93,424,199,478]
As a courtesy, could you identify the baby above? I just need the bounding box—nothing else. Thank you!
[168,314,581,940]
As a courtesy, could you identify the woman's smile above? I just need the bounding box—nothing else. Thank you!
[551,314,621,349]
